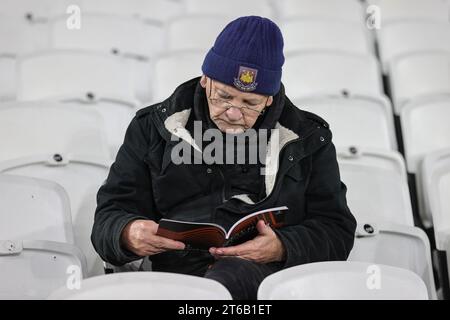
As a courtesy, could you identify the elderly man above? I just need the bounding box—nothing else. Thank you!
[91,16,356,300]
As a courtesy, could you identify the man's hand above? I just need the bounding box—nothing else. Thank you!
[209,220,286,264]
[121,219,185,256]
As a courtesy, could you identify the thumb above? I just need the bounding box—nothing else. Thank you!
[256,219,271,236]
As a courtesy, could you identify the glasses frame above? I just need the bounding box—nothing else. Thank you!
[207,79,270,117]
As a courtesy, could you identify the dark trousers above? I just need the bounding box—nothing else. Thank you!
[150,251,284,300]
[203,257,284,300]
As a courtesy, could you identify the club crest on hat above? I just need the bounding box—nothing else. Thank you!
[234,66,258,92]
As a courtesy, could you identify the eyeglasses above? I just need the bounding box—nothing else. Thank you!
[208,79,269,117]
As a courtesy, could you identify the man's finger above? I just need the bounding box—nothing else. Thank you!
[256,219,271,236]
[149,236,185,250]
[216,241,254,256]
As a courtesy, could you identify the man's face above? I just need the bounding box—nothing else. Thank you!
[200,76,273,134]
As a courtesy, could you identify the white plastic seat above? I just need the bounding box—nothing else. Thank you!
[75,0,185,23]
[48,272,232,300]
[367,0,450,24]
[0,56,16,101]
[153,50,204,102]
[0,174,87,299]
[0,15,49,56]
[0,240,86,299]
[167,15,229,52]
[0,0,68,21]
[0,102,111,161]
[283,51,383,99]
[401,96,450,173]
[0,155,111,277]
[422,149,450,253]
[50,14,164,59]
[348,222,437,299]
[184,0,274,20]
[295,95,396,150]
[282,19,373,55]
[17,50,137,103]
[0,174,73,243]
[378,21,450,73]
[390,52,450,115]
[337,147,414,227]
[277,0,365,22]
[258,261,429,300]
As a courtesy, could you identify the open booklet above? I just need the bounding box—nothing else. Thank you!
[156,206,288,250]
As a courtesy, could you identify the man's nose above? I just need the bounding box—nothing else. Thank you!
[225,106,243,121]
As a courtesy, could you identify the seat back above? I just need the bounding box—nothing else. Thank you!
[50,14,164,59]
[401,97,450,173]
[48,272,233,300]
[0,155,111,277]
[0,174,73,243]
[295,95,396,150]
[0,56,16,101]
[282,19,372,55]
[337,147,414,226]
[390,52,450,114]
[258,261,429,300]
[167,15,229,52]
[152,50,204,102]
[277,0,365,22]
[0,102,111,161]
[379,21,450,73]
[348,222,437,299]
[283,51,383,99]
[17,50,136,102]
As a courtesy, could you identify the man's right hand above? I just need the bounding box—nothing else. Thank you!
[121,219,185,256]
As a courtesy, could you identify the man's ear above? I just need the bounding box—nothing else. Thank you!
[267,96,274,107]
[200,75,207,88]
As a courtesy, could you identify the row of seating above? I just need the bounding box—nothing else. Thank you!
[0,170,438,299]
[45,262,430,300]
[2,0,449,24]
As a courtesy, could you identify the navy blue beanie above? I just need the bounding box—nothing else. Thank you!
[202,16,285,96]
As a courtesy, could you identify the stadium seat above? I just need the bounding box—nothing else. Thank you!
[294,95,396,150]
[422,149,450,256]
[258,261,429,300]
[337,147,414,226]
[283,51,384,99]
[367,0,450,24]
[378,21,450,73]
[0,0,68,22]
[348,222,437,299]
[75,0,185,23]
[0,102,111,161]
[0,155,111,277]
[0,174,87,299]
[17,50,137,103]
[0,56,16,101]
[152,50,204,102]
[0,174,73,243]
[50,14,164,59]
[401,96,450,174]
[282,19,373,55]
[166,15,229,52]
[0,15,49,56]
[390,52,450,115]
[48,272,233,300]
[184,0,273,20]
[276,0,365,23]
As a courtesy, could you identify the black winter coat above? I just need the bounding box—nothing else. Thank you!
[91,78,357,273]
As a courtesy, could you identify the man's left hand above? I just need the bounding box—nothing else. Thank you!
[209,220,286,263]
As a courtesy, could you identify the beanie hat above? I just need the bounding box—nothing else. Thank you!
[202,16,285,96]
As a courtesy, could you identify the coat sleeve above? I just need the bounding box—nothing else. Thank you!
[91,116,156,266]
[274,140,357,268]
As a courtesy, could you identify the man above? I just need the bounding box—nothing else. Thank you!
[91,16,356,300]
